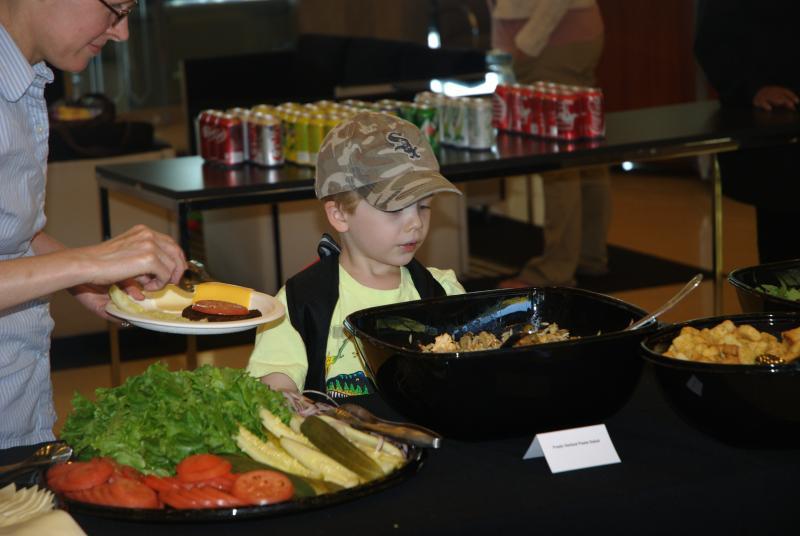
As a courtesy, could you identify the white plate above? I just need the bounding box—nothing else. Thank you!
[105,291,284,335]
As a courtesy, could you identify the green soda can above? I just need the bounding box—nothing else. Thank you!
[400,101,418,124]
[416,103,439,152]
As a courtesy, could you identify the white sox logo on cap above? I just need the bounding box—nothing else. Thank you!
[386,132,421,160]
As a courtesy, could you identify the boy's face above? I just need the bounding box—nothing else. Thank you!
[342,197,433,269]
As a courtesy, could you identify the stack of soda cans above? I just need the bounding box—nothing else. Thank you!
[413,92,496,151]
[196,93,497,168]
[493,82,605,140]
[196,108,283,168]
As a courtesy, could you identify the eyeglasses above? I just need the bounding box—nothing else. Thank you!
[97,0,138,28]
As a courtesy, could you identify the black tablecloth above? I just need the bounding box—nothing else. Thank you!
[49,365,795,536]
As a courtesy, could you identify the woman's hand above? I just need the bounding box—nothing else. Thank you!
[753,86,799,111]
[78,225,187,291]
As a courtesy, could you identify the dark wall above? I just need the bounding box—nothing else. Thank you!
[596,0,698,111]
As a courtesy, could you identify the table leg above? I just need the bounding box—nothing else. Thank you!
[711,155,724,315]
[99,186,124,386]
[109,321,122,387]
[186,335,198,370]
[271,204,283,287]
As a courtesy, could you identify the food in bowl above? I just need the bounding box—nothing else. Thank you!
[345,287,655,438]
[420,322,571,352]
[663,319,800,365]
[757,282,800,301]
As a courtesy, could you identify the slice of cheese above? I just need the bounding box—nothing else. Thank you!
[142,284,194,312]
[192,282,253,308]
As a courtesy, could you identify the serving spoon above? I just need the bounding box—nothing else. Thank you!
[0,442,72,484]
[327,404,443,449]
[626,273,704,331]
[500,273,704,347]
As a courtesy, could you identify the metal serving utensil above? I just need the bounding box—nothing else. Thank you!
[325,404,443,449]
[0,442,72,484]
[626,273,704,331]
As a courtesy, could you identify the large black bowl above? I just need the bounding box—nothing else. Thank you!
[640,312,800,447]
[344,287,657,439]
[728,259,800,313]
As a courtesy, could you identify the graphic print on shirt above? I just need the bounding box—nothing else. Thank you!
[325,333,374,398]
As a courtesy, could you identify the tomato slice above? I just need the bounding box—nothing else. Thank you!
[59,458,114,492]
[142,474,184,493]
[231,470,294,506]
[191,300,248,316]
[107,477,160,508]
[176,454,232,483]
[193,472,237,492]
[46,462,74,493]
[161,487,245,510]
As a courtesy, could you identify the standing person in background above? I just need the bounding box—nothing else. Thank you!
[0,0,187,461]
[489,0,611,287]
[694,0,800,263]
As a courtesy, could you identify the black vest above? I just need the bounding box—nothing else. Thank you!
[285,234,446,393]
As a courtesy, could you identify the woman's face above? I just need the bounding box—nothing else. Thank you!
[29,0,132,72]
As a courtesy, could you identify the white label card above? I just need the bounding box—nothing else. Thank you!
[523,424,621,473]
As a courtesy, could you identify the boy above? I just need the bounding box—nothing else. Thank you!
[247,111,465,398]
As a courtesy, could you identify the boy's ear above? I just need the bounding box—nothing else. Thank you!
[324,200,350,233]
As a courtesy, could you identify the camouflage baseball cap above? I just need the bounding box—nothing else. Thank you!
[315,111,461,211]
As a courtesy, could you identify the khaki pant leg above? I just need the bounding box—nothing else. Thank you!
[578,166,611,273]
[519,169,582,285]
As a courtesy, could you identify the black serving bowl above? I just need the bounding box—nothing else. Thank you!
[640,312,800,447]
[344,287,657,439]
[728,259,800,313]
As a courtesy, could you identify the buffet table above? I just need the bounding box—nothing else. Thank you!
[65,365,798,535]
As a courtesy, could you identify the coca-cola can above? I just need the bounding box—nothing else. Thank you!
[520,86,540,136]
[541,90,559,139]
[556,89,579,141]
[492,84,511,131]
[467,97,495,150]
[582,87,605,138]
[217,113,245,167]
[510,84,532,134]
[249,113,284,167]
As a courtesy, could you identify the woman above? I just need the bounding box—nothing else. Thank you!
[0,0,187,459]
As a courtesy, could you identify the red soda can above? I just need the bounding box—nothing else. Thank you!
[218,113,245,167]
[201,110,223,162]
[508,84,525,133]
[556,89,579,141]
[522,85,541,136]
[582,87,605,138]
[541,89,559,139]
[492,84,511,131]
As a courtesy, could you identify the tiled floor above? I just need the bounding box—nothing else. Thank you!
[50,167,759,434]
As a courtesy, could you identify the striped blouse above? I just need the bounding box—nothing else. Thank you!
[0,22,57,448]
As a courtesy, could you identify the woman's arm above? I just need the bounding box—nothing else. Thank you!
[0,225,186,312]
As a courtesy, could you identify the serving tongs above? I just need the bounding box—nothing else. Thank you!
[323,404,443,449]
[0,442,72,485]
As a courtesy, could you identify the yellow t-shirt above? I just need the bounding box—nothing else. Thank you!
[247,264,464,397]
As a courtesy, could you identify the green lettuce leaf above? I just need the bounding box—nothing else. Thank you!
[60,363,290,475]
